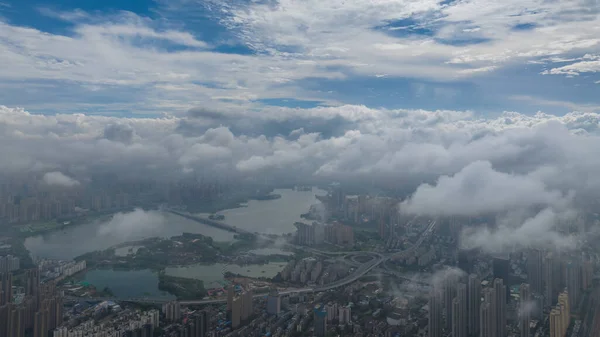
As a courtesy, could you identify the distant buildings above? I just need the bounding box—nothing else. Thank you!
[0,256,20,274]
[294,221,354,247]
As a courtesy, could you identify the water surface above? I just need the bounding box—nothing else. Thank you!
[25,212,235,260]
[79,269,175,300]
[198,188,326,235]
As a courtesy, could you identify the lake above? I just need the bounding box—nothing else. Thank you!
[25,211,236,260]
[165,262,287,289]
[26,187,324,260]
[198,187,326,235]
[79,269,175,300]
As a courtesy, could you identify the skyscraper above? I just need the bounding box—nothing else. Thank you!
[582,257,593,291]
[452,283,467,337]
[428,288,442,337]
[527,249,543,295]
[444,278,457,330]
[267,291,281,316]
[550,291,570,337]
[241,290,253,321]
[566,261,581,311]
[0,272,12,306]
[33,309,48,337]
[314,305,327,337]
[468,274,481,337]
[544,253,556,308]
[493,279,507,337]
[193,311,208,337]
[492,258,510,302]
[231,296,242,329]
[480,301,492,337]
[480,287,497,337]
[520,283,531,337]
[25,269,40,298]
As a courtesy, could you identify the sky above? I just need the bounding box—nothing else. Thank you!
[0,0,599,116]
[2,0,600,254]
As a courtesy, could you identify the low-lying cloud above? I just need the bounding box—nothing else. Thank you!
[97,208,166,241]
[42,171,80,187]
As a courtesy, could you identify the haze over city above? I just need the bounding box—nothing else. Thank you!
[0,0,600,336]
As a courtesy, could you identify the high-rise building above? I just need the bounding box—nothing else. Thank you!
[162,301,181,322]
[452,283,467,337]
[452,283,468,337]
[231,296,242,329]
[468,274,481,337]
[520,283,531,337]
[314,305,327,337]
[566,261,582,311]
[444,278,457,330]
[226,285,234,312]
[241,290,253,321]
[8,306,25,337]
[25,269,40,298]
[480,301,492,337]
[557,292,570,333]
[480,287,497,337]
[493,278,507,337]
[527,249,543,295]
[492,257,510,302]
[267,291,281,316]
[0,272,12,305]
[582,258,593,291]
[0,303,11,337]
[544,253,556,308]
[428,288,442,337]
[189,311,208,337]
[33,309,48,337]
[338,305,351,324]
[550,291,570,337]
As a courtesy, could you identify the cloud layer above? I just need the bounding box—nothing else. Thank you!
[4,103,600,253]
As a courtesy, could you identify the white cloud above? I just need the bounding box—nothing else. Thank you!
[400,161,572,217]
[42,171,80,187]
[97,208,166,240]
[542,60,600,76]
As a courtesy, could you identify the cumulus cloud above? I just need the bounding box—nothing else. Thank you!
[42,171,80,187]
[97,208,166,240]
[103,123,136,144]
[400,161,572,216]
[459,208,579,253]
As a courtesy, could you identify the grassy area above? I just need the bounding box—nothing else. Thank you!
[158,272,206,300]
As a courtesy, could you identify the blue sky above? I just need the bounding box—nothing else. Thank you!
[0,0,599,117]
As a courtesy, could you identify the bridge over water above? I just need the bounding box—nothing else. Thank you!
[168,210,253,235]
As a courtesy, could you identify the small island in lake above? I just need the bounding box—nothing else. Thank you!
[208,214,225,220]
[250,193,282,201]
